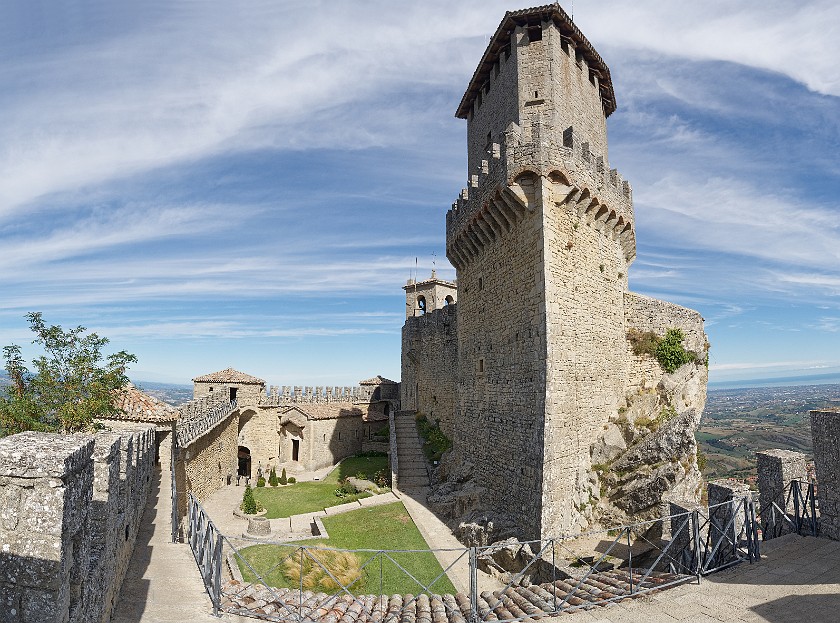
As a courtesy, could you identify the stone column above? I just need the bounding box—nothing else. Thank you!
[668,500,703,574]
[707,479,751,568]
[810,409,840,540]
[0,432,94,623]
[756,449,807,537]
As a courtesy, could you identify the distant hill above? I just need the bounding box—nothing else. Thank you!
[698,383,840,480]
[1,370,192,406]
[131,380,193,407]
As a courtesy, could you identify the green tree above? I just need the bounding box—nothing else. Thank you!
[0,312,137,436]
[241,484,258,514]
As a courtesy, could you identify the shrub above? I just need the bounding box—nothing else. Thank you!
[415,415,452,462]
[241,484,257,515]
[282,549,362,591]
[355,471,368,480]
[696,448,707,472]
[256,477,266,488]
[627,329,660,357]
[372,424,389,439]
[373,469,390,488]
[287,476,296,484]
[334,479,356,499]
[628,327,696,374]
[268,467,278,487]
[280,467,288,486]
[654,328,696,373]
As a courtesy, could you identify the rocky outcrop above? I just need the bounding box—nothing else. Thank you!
[591,357,707,526]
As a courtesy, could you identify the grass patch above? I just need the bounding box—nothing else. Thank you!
[254,454,389,519]
[236,502,456,595]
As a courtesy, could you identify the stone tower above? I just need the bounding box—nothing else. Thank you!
[439,4,705,541]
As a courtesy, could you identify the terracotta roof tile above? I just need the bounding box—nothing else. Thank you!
[110,383,179,423]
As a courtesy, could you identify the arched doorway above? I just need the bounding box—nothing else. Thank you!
[238,446,251,478]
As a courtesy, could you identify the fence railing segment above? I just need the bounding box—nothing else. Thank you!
[758,480,818,541]
[186,492,772,622]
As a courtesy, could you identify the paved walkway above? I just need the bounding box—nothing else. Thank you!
[563,533,840,623]
[111,468,219,623]
[111,468,840,623]
[397,485,502,594]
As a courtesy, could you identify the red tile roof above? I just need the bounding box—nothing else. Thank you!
[110,383,179,423]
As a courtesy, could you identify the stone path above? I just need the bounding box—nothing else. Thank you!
[398,486,502,594]
[394,412,429,489]
[110,467,219,623]
[563,533,840,622]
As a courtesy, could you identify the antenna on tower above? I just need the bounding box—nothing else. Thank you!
[571,0,574,20]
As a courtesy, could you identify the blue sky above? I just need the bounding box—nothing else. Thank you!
[1,1,839,387]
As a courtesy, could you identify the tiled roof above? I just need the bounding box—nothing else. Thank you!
[192,368,265,385]
[221,569,688,621]
[110,384,179,423]
[358,375,398,385]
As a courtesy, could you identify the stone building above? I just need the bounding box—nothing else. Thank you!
[404,4,709,542]
[192,368,394,478]
[100,382,180,469]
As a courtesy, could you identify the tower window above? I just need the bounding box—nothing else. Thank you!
[528,26,542,42]
[478,277,484,291]
[478,358,485,373]
[417,295,427,315]
[445,295,454,306]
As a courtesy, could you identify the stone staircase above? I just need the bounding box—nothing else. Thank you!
[394,411,430,490]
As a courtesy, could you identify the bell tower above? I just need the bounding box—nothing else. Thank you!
[403,270,458,319]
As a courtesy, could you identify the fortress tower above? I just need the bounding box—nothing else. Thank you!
[436,4,706,540]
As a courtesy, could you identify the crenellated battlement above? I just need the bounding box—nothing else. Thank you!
[258,383,387,406]
[445,121,635,270]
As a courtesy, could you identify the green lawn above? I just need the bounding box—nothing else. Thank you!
[253,454,389,519]
[236,501,457,595]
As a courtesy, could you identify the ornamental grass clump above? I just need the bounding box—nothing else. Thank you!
[282,549,362,591]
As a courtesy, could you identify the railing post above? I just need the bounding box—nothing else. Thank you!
[793,482,802,534]
[749,499,760,561]
[469,547,478,622]
[809,482,818,537]
[692,509,702,582]
[171,422,179,543]
[626,528,633,594]
[213,532,223,617]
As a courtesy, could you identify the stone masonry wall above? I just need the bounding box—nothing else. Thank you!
[175,412,238,521]
[453,195,547,540]
[0,427,154,623]
[542,171,630,536]
[401,305,458,437]
[810,409,840,540]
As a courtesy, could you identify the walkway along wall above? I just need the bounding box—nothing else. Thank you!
[0,426,155,623]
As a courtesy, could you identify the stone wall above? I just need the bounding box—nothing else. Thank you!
[305,417,386,473]
[0,426,154,623]
[401,305,458,436]
[174,412,238,521]
[810,409,840,540]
